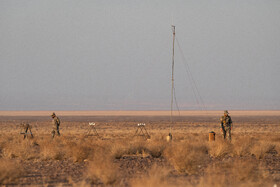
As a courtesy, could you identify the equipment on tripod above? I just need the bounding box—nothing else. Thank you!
[86,122,99,137]
[134,123,150,139]
[20,123,33,139]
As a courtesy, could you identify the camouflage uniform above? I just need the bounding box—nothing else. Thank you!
[220,110,232,141]
[51,113,60,138]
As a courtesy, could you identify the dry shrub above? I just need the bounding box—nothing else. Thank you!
[232,137,255,156]
[208,139,232,158]
[209,137,275,159]
[63,137,94,162]
[269,136,280,143]
[146,140,166,158]
[111,140,127,159]
[0,158,23,185]
[274,141,280,155]
[86,146,119,185]
[38,138,65,160]
[249,141,275,159]
[122,138,148,155]
[70,180,90,187]
[198,159,270,187]
[130,165,172,187]
[1,137,39,159]
[69,144,92,162]
[111,138,166,159]
[39,136,101,162]
[164,140,208,174]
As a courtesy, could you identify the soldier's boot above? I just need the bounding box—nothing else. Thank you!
[228,129,232,141]
[56,127,60,136]
[223,130,226,139]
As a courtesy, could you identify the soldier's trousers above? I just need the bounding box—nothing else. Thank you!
[222,126,231,141]
[52,126,60,138]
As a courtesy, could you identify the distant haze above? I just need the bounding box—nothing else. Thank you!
[1,0,280,111]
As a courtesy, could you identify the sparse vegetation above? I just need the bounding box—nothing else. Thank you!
[197,159,270,187]
[86,147,120,185]
[164,139,208,174]
[0,111,279,186]
[0,158,23,185]
[130,165,172,187]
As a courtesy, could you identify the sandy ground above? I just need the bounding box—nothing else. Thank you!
[0,110,280,117]
[0,111,280,186]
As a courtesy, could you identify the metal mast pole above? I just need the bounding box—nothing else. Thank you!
[170,25,175,134]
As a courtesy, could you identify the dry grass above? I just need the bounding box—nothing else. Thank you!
[197,159,270,187]
[208,136,276,159]
[38,138,66,160]
[111,137,166,159]
[85,146,120,185]
[232,136,254,156]
[0,112,279,186]
[130,159,271,187]
[250,141,275,159]
[0,158,23,185]
[208,139,233,158]
[0,132,277,185]
[164,139,208,174]
[1,136,39,159]
[274,141,280,155]
[130,165,172,187]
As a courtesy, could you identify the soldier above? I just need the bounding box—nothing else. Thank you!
[220,110,233,141]
[51,112,60,138]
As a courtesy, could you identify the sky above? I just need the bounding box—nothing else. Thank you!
[0,0,280,111]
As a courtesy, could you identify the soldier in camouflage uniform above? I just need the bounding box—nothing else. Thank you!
[220,110,233,141]
[51,112,60,138]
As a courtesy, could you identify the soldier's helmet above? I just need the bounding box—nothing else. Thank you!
[224,110,229,114]
[51,112,56,117]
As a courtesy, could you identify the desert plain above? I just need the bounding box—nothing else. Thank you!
[0,110,280,186]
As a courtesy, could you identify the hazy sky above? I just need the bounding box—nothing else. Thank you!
[1,0,280,110]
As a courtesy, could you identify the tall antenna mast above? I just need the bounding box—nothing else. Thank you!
[170,25,175,134]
